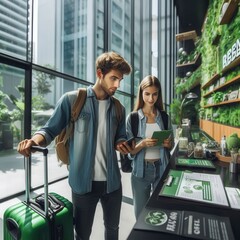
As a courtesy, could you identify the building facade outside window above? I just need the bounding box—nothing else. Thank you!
[0,0,177,201]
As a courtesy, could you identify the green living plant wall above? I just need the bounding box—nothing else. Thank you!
[200,0,240,127]
[175,66,201,95]
[201,0,223,80]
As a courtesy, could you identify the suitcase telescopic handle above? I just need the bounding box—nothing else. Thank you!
[31,145,48,155]
[25,146,49,217]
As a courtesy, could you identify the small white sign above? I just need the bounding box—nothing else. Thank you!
[222,39,240,69]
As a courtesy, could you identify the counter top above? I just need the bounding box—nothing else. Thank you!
[127,151,240,240]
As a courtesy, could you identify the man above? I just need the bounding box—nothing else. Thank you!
[17,51,132,240]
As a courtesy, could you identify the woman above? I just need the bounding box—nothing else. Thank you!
[126,75,174,219]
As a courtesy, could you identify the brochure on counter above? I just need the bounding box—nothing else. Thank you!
[151,130,173,146]
[134,207,235,240]
[159,170,229,207]
[225,187,240,210]
[176,158,216,169]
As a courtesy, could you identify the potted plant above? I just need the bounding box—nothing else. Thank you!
[226,133,240,154]
[169,98,181,127]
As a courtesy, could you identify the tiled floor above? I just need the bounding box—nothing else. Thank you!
[0,172,136,240]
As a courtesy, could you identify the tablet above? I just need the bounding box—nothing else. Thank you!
[151,130,173,146]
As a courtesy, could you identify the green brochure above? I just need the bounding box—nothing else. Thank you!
[159,169,229,207]
[151,130,173,146]
[176,158,216,169]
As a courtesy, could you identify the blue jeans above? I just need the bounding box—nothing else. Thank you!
[131,161,160,219]
[72,181,122,240]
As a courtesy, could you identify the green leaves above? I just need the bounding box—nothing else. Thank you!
[212,92,224,103]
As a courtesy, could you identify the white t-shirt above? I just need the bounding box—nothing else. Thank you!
[145,123,161,160]
[93,100,107,181]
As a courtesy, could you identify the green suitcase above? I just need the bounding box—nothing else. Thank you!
[3,146,74,240]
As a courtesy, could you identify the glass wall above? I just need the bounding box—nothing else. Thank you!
[0,0,177,201]
[31,71,88,187]
[110,0,132,94]
[152,0,158,76]
[0,64,26,198]
[158,0,177,111]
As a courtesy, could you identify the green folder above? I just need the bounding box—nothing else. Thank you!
[176,158,216,169]
[151,130,173,146]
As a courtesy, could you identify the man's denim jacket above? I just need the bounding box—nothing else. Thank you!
[36,86,126,194]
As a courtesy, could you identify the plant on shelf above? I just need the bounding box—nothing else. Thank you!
[198,108,205,119]
[182,99,200,126]
[176,48,188,65]
[218,106,230,125]
[229,107,240,127]
[205,108,213,121]
[212,91,224,103]
[226,133,240,153]
[175,76,181,85]
[176,66,202,95]
[169,98,181,126]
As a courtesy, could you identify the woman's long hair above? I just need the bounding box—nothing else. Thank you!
[133,75,164,112]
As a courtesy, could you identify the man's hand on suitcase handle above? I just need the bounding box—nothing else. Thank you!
[17,134,47,157]
[17,139,39,157]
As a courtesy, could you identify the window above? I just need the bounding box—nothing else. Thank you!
[0,64,25,199]
[0,0,176,202]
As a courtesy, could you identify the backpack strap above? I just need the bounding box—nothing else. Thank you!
[112,97,122,123]
[160,110,168,130]
[72,88,87,121]
[130,111,139,137]
[62,88,87,142]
